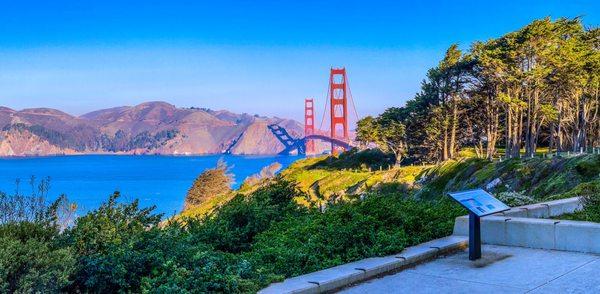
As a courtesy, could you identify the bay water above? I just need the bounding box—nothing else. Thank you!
[0,155,302,218]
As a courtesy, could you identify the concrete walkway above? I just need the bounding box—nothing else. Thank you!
[341,245,600,293]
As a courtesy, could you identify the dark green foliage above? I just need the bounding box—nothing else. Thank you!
[575,155,600,178]
[248,194,464,279]
[64,192,162,292]
[561,187,600,222]
[0,175,468,292]
[138,224,262,293]
[0,222,75,293]
[580,190,600,222]
[310,148,395,171]
[62,191,266,293]
[127,129,179,151]
[189,180,302,253]
[0,185,76,294]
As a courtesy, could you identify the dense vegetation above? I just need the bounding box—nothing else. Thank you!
[358,17,599,163]
[0,175,464,292]
[2,149,598,292]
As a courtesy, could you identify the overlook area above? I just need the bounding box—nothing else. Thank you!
[1,5,599,293]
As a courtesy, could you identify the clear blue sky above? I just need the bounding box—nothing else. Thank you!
[0,0,597,121]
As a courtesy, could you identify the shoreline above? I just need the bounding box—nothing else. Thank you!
[0,153,305,159]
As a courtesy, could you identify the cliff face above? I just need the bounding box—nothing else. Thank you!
[0,102,305,156]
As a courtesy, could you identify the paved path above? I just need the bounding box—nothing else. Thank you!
[341,245,600,293]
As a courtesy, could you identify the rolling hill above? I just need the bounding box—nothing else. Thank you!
[0,101,304,156]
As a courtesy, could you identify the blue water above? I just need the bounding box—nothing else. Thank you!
[0,155,302,218]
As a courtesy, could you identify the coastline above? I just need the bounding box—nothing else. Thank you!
[0,152,304,159]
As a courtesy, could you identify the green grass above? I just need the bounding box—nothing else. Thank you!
[178,150,600,220]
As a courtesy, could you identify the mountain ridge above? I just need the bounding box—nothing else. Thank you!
[0,101,304,156]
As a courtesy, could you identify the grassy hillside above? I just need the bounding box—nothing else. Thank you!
[183,150,600,218]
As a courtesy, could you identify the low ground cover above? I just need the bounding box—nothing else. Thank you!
[557,191,600,223]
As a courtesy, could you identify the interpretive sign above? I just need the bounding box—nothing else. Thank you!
[448,189,510,217]
[447,189,510,260]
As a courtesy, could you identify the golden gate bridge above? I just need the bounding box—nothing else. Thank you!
[268,67,359,155]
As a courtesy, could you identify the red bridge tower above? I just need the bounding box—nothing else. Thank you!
[304,98,315,154]
[329,68,349,155]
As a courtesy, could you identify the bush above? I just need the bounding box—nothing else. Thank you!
[188,180,302,253]
[139,224,263,293]
[248,193,464,281]
[496,191,535,207]
[64,192,162,292]
[0,222,75,293]
[310,148,395,171]
[578,192,600,222]
[575,155,600,178]
[184,159,233,210]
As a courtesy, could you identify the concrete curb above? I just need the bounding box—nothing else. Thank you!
[453,197,600,254]
[494,197,582,218]
[258,235,468,294]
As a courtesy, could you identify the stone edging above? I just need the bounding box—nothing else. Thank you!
[453,197,600,254]
[258,235,468,294]
[493,197,582,218]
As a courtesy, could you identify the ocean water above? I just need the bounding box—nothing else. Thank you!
[0,155,302,218]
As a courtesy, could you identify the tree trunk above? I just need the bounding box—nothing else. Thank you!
[442,111,449,161]
[449,96,458,159]
[506,106,512,158]
[486,92,499,160]
[514,108,524,158]
[557,101,564,152]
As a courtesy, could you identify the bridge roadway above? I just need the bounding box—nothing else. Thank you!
[267,124,351,155]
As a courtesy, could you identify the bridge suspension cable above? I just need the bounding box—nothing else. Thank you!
[345,73,360,127]
[317,75,331,132]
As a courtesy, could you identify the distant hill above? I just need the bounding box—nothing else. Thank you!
[0,101,304,156]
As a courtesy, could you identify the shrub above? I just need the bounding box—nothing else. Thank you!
[0,222,75,292]
[188,180,302,253]
[309,148,395,171]
[248,193,464,281]
[496,191,535,207]
[575,155,600,178]
[64,192,162,292]
[139,224,263,293]
[184,159,233,210]
[578,190,600,222]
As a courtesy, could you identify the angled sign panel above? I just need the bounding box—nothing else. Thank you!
[448,189,510,217]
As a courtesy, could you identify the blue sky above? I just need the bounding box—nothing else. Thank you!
[0,1,597,121]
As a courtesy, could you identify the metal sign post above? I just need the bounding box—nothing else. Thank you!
[448,189,510,261]
[468,212,481,260]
